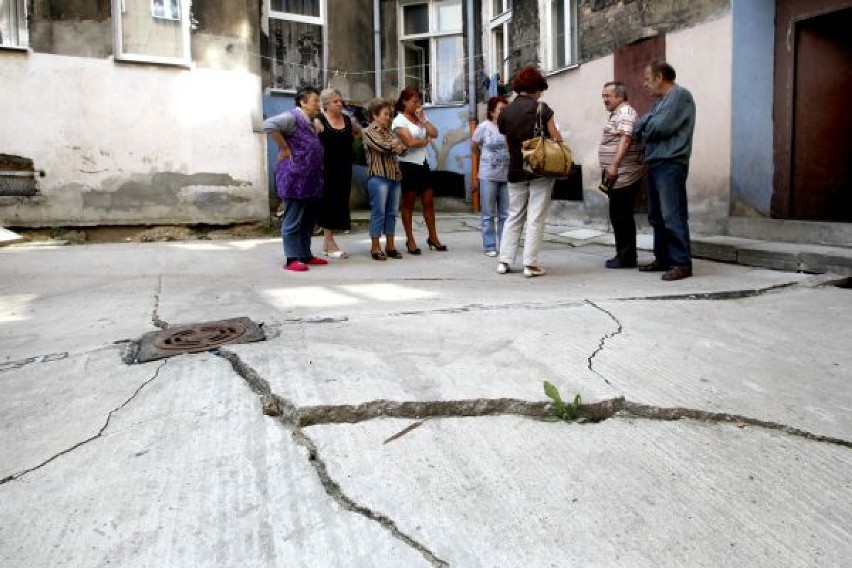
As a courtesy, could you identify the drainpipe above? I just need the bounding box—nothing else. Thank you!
[374,0,382,97]
[466,0,480,212]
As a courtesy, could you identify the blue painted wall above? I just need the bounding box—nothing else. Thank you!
[262,93,296,202]
[731,0,775,216]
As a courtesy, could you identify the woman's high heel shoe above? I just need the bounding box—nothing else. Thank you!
[406,240,422,255]
[426,238,447,251]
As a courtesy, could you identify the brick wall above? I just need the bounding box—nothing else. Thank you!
[578,0,730,63]
[509,0,541,81]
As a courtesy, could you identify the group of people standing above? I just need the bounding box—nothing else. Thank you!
[263,59,696,282]
[263,86,446,271]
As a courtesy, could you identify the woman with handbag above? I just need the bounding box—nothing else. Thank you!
[496,67,564,277]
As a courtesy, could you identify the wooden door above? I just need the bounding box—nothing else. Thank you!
[790,9,852,220]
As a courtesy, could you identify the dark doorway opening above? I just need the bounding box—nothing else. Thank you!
[774,2,852,221]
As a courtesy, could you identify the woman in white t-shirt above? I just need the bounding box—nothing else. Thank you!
[392,87,446,254]
[471,96,510,256]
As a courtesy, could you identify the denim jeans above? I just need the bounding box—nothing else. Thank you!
[499,177,554,268]
[480,178,509,252]
[281,198,319,264]
[367,176,401,238]
[646,161,691,267]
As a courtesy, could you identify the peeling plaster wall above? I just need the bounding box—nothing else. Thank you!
[545,13,733,225]
[0,53,267,226]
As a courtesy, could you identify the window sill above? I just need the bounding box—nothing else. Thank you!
[543,63,580,77]
[112,54,193,69]
[0,45,31,54]
[424,102,466,108]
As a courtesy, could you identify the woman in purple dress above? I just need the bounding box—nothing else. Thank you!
[263,86,326,272]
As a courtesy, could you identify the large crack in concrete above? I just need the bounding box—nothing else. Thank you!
[0,360,168,486]
[216,349,450,568]
[216,346,852,567]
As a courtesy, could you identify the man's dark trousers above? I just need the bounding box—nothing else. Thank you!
[646,160,691,268]
[608,179,640,263]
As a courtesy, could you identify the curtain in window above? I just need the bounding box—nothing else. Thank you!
[270,18,324,90]
[435,35,464,103]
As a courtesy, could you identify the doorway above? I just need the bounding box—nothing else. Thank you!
[774,1,852,221]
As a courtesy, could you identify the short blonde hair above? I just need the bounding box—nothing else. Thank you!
[319,88,343,110]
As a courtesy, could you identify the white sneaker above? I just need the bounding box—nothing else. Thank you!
[523,266,546,278]
[497,262,510,274]
[485,250,498,257]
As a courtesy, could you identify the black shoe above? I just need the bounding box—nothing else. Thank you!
[385,249,403,259]
[638,259,669,272]
[426,238,447,251]
[406,240,422,255]
[605,257,637,269]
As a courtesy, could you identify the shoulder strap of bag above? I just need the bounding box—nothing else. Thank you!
[533,101,543,138]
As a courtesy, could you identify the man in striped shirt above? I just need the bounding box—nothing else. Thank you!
[598,81,644,269]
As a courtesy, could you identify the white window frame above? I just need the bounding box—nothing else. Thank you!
[489,0,511,82]
[266,0,327,93]
[111,0,192,67]
[540,0,578,73]
[398,0,465,105]
[0,0,28,50]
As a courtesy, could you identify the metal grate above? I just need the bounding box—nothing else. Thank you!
[129,317,266,363]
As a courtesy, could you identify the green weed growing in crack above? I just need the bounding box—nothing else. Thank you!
[543,381,583,422]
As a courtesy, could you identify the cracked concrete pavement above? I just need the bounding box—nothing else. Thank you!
[1,221,851,567]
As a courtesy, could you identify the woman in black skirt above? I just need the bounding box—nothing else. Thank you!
[392,87,446,254]
[316,88,361,258]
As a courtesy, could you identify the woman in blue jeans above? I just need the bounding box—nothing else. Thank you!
[471,96,510,256]
[361,98,408,260]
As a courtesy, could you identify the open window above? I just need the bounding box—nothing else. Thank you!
[0,0,28,49]
[399,0,465,105]
[267,0,325,91]
[541,0,578,72]
[111,0,191,65]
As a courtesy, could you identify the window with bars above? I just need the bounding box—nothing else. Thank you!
[399,0,465,105]
[268,0,325,91]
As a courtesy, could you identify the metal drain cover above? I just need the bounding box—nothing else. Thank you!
[131,317,266,363]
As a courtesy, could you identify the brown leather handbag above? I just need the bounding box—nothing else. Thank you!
[522,102,574,178]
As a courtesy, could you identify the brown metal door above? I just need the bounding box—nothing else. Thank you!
[791,8,852,220]
[614,36,666,212]
[614,35,666,116]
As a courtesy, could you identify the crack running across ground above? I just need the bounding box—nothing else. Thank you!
[216,349,450,568]
[216,348,852,566]
[584,300,623,390]
[0,360,168,486]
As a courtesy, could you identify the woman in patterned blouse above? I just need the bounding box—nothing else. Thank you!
[362,98,408,261]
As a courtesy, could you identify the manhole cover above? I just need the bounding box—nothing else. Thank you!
[129,317,265,363]
[154,321,248,351]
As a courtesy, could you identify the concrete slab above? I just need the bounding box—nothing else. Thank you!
[308,416,852,567]
[592,287,852,440]
[230,301,621,409]
[691,235,765,263]
[0,348,155,480]
[0,355,430,567]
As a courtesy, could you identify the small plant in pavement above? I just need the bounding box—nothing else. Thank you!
[543,381,582,422]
